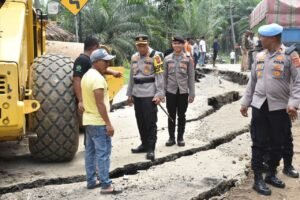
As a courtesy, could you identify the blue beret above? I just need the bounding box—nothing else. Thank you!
[258,23,283,37]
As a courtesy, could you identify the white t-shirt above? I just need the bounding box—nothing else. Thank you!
[230,51,236,59]
[192,43,199,55]
[199,40,206,53]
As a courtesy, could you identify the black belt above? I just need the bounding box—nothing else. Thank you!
[133,77,155,84]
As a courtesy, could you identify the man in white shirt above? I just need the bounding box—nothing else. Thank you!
[230,50,236,64]
[199,36,206,66]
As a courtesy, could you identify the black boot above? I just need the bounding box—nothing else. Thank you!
[177,139,185,147]
[177,133,185,147]
[165,138,176,146]
[265,171,285,188]
[253,172,271,196]
[131,144,147,153]
[283,165,299,178]
[146,150,155,161]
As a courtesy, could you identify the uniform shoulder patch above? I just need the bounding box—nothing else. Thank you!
[153,54,164,74]
[75,65,82,72]
[292,57,300,68]
[153,54,163,66]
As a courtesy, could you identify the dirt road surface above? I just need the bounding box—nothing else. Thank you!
[219,120,300,200]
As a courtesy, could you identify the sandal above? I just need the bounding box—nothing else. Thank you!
[87,182,101,189]
[100,187,122,195]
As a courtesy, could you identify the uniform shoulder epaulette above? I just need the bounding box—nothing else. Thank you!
[165,54,172,61]
[131,53,139,62]
[256,50,266,58]
[285,44,297,55]
[182,53,192,61]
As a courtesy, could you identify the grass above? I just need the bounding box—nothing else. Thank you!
[124,68,130,84]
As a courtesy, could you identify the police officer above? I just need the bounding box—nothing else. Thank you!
[127,34,164,161]
[248,40,263,70]
[248,40,299,178]
[241,30,254,72]
[240,23,300,196]
[163,36,195,147]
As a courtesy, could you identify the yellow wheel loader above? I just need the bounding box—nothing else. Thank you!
[0,0,124,162]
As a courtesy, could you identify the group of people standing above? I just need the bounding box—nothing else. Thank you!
[179,36,220,68]
[127,35,195,161]
[72,23,299,196]
[72,34,196,194]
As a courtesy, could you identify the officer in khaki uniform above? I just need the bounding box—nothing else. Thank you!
[240,23,300,196]
[163,36,195,147]
[127,34,164,161]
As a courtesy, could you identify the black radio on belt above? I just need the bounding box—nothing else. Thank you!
[134,77,155,84]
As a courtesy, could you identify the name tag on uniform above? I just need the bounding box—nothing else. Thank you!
[257,61,264,64]
[274,54,285,65]
[144,61,153,65]
[274,60,284,65]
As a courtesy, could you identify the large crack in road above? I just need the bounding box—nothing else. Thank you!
[0,90,246,196]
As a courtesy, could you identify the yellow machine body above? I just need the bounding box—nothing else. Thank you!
[0,0,124,142]
[0,0,43,141]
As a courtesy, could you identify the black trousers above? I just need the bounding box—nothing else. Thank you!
[133,96,157,151]
[283,129,294,166]
[265,128,294,167]
[166,91,188,140]
[251,101,292,173]
[213,50,218,62]
[193,53,199,68]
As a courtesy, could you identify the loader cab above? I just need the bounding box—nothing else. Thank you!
[32,8,48,58]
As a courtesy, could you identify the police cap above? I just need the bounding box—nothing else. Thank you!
[172,36,185,44]
[135,34,148,45]
[258,23,283,37]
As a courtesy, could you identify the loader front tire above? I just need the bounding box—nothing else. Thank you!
[28,54,79,162]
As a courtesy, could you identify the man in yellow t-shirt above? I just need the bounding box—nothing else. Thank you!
[81,48,121,194]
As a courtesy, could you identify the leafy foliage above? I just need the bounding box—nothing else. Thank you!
[50,0,261,60]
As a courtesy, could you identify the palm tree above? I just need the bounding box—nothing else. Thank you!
[79,0,143,63]
[54,0,261,58]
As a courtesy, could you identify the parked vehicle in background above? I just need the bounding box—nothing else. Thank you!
[250,0,300,51]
